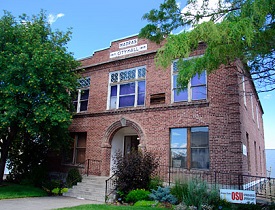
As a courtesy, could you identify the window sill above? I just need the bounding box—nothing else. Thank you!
[172,99,207,104]
[72,101,209,118]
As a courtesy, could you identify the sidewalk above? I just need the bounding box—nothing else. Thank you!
[0,196,103,210]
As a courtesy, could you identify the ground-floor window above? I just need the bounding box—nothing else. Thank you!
[64,132,87,165]
[170,126,209,169]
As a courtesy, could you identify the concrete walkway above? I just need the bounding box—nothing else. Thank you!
[0,196,103,210]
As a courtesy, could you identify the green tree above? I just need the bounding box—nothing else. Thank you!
[0,11,80,184]
[139,0,275,92]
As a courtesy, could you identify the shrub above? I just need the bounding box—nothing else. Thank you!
[51,187,68,195]
[148,176,163,190]
[112,149,159,198]
[171,178,221,210]
[149,186,178,205]
[171,179,188,203]
[125,189,150,203]
[42,179,65,196]
[66,168,82,187]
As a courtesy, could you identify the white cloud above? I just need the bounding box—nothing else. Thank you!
[181,0,230,29]
[172,131,182,136]
[264,94,272,100]
[176,1,181,9]
[48,13,65,24]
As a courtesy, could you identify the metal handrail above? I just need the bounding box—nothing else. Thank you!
[86,159,101,176]
[105,173,118,202]
[75,159,102,176]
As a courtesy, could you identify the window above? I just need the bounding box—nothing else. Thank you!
[256,105,259,128]
[65,132,87,165]
[172,59,207,102]
[242,75,247,106]
[254,141,257,172]
[108,66,146,109]
[73,77,90,113]
[251,94,254,120]
[170,127,209,169]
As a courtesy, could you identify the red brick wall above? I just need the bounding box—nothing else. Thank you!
[66,35,266,177]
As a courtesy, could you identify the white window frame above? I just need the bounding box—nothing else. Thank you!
[171,57,207,103]
[251,94,254,120]
[242,75,247,106]
[74,77,90,113]
[256,105,259,128]
[107,66,146,110]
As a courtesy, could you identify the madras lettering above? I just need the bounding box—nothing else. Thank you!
[119,39,138,48]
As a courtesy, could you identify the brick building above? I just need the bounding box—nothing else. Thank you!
[61,34,266,179]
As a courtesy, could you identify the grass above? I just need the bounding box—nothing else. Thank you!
[0,182,47,199]
[57,204,165,210]
[0,182,164,209]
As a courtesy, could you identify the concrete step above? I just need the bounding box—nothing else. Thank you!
[63,175,108,202]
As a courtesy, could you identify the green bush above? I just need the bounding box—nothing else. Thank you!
[66,168,82,187]
[171,178,220,210]
[148,176,163,190]
[149,186,177,205]
[42,179,65,195]
[112,149,159,199]
[170,179,188,203]
[125,189,150,203]
[51,187,68,195]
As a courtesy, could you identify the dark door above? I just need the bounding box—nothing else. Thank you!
[124,135,139,155]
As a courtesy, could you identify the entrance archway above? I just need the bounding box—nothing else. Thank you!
[110,127,139,173]
[102,118,145,176]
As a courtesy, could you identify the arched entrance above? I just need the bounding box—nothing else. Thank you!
[110,127,139,173]
[102,118,145,176]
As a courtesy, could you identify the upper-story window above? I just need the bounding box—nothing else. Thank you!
[73,77,90,113]
[172,59,207,103]
[108,66,146,109]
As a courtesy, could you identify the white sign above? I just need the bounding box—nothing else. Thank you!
[119,39,138,48]
[110,44,147,58]
[220,189,256,204]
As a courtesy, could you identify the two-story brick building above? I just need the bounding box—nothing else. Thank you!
[58,34,266,180]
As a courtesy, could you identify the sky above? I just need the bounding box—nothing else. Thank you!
[0,0,274,149]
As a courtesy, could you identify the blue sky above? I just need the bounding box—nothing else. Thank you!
[1,0,274,149]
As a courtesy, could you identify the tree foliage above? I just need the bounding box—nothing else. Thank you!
[0,11,80,183]
[139,0,275,92]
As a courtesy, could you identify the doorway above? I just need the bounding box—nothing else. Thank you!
[124,135,139,155]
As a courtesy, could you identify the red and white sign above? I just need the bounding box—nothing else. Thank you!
[220,189,256,204]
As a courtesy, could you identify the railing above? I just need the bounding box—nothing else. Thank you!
[104,165,275,203]
[78,159,102,176]
[156,165,275,202]
[105,173,118,203]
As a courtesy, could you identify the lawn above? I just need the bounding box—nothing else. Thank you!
[0,182,47,199]
[57,204,165,210]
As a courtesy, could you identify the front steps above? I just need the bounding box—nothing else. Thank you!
[63,175,108,202]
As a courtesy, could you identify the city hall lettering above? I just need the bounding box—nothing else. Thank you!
[119,38,137,48]
[110,44,147,58]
